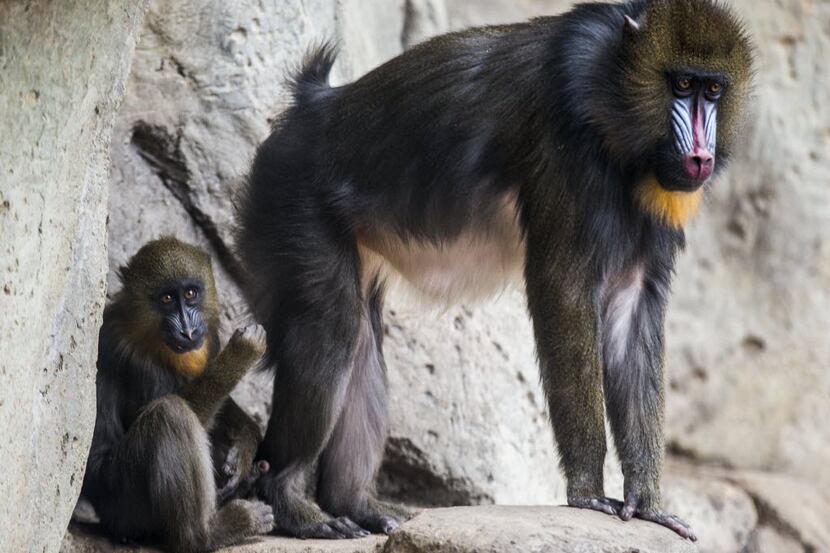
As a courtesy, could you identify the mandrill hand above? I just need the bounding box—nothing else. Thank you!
[224,324,267,366]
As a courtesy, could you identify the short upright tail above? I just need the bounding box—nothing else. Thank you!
[289,42,338,104]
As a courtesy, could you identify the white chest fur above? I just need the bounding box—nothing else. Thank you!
[358,192,526,303]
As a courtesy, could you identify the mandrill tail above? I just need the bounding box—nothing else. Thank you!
[288,42,338,105]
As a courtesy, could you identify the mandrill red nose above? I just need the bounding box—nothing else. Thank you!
[683,150,715,182]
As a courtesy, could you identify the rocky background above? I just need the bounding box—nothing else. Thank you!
[1,0,828,552]
[0,2,146,551]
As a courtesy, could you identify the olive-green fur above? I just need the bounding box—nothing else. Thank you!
[116,236,220,347]
[522,175,608,498]
[603,0,754,162]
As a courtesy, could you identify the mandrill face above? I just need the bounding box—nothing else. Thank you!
[653,70,727,192]
[117,236,219,365]
[153,278,208,353]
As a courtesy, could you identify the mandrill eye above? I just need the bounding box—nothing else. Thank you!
[706,82,723,100]
[672,76,693,97]
[184,288,198,301]
[160,293,173,305]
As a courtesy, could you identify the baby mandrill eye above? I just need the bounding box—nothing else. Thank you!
[161,293,173,305]
[184,288,198,300]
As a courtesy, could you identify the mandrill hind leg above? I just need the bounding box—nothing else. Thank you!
[255,216,370,539]
[316,289,409,534]
[98,396,273,553]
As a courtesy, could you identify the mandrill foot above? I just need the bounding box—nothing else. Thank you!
[340,498,414,535]
[619,489,697,541]
[569,493,696,540]
[294,517,370,540]
[628,509,696,541]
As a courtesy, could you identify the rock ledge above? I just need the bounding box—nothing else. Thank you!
[64,506,697,553]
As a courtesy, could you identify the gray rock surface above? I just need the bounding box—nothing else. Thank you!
[725,470,830,552]
[744,526,805,553]
[63,506,698,553]
[61,525,385,553]
[58,464,825,552]
[662,475,757,553]
[0,1,146,552]
[384,506,698,553]
[378,292,624,506]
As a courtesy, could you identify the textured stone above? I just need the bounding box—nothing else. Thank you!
[662,473,757,553]
[744,526,805,553]
[64,507,699,553]
[62,524,384,553]
[446,0,572,28]
[726,470,830,552]
[378,290,624,506]
[0,1,146,552]
[384,506,698,553]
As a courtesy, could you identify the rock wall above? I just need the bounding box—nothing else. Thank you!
[0,1,146,552]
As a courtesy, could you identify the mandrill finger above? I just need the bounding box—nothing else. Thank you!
[296,521,346,540]
[568,496,623,516]
[620,491,639,521]
[617,498,698,542]
[587,497,620,516]
[340,516,370,537]
[639,511,698,541]
[329,517,369,538]
[596,497,624,514]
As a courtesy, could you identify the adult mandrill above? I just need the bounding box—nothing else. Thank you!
[237,0,753,541]
[81,237,273,552]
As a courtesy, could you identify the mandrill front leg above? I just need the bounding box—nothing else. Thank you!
[179,325,266,427]
[526,248,695,541]
[600,262,696,541]
[524,262,616,520]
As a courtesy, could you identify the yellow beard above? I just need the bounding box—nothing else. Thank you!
[157,342,209,379]
[636,175,703,229]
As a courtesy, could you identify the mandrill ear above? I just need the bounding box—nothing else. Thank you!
[623,14,642,34]
[117,263,133,285]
